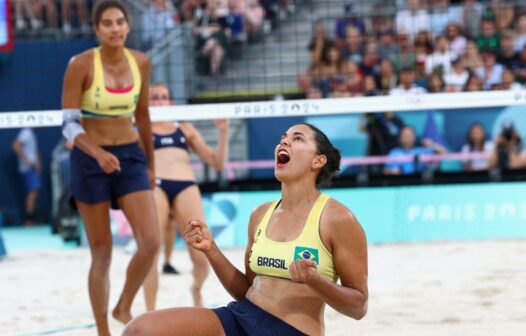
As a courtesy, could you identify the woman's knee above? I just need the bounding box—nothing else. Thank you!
[122,316,149,336]
[192,252,210,272]
[89,242,112,267]
[137,233,161,257]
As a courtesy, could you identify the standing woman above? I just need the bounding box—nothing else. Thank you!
[142,83,229,310]
[61,1,160,335]
[124,123,368,336]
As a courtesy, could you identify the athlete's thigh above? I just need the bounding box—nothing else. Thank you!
[124,307,225,336]
[172,185,205,232]
[76,200,112,248]
[153,186,170,235]
[118,190,160,244]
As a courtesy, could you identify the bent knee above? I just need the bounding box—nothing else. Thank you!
[122,317,149,336]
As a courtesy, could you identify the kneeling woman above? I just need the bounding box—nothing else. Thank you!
[123,123,368,336]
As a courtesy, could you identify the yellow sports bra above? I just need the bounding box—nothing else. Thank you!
[249,193,338,282]
[80,48,141,118]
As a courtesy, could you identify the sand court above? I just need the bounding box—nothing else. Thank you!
[1,239,525,336]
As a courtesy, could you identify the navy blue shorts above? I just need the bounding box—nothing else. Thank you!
[156,179,196,204]
[212,299,308,336]
[23,169,41,192]
[70,142,151,209]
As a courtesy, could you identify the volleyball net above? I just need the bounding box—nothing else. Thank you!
[1,90,526,182]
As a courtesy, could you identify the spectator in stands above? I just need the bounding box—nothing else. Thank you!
[341,26,364,64]
[497,34,519,69]
[318,44,346,97]
[513,46,526,83]
[360,42,380,76]
[140,0,178,50]
[463,39,483,71]
[389,68,427,95]
[363,112,405,157]
[414,31,433,56]
[475,16,501,53]
[376,58,398,94]
[193,0,231,76]
[444,55,469,92]
[298,50,323,95]
[499,68,523,91]
[429,0,461,38]
[463,73,484,91]
[414,54,429,88]
[233,0,265,37]
[61,0,90,36]
[335,3,366,42]
[489,121,526,170]
[14,0,57,33]
[515,15,526,52]
[305,87,323,99]
[445,23,467,56]
[395,0,430,41]
[307,21,332,66]
[12,128,41,226]
[425,35,456,75]
[332,60,363,97]
[394,31,416,71]
[475,49,504,90]
[384,125,447,175]
[180,0,206,22]
[363,75,380,96]
[377,27,399,63]
[488,0,515,32]
[461,122,494,171]
[461,0,484,37]
[427,72,445,93]
[258,0,278,27]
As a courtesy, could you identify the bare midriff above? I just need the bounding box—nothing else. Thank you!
[82,117,138,146]
[154,147,196,181]
[246,275,325,336]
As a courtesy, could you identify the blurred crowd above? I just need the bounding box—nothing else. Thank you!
[299,0,526,98]
[11,0,300,75]
[13,0,93,37]
[295,0,526,176]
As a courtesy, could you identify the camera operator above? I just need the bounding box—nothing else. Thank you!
[489,121,526,170]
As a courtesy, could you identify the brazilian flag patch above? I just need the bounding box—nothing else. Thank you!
[294,246,319,265]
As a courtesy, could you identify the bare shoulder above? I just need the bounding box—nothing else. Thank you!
[179,122,197,137]
[323,198,363,235]
[67,49,93,70]
[252,202,273,221]
[128,49,151,68]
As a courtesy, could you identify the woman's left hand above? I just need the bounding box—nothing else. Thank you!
[289,259,318,283]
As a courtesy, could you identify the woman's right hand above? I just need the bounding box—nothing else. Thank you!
[95,149,121,174]
[184,219,214,252]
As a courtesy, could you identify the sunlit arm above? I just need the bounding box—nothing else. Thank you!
[307,204,368,319]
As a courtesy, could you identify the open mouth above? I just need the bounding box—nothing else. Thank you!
[277,150,290,164]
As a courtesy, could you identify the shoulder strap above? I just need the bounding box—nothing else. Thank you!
[92,47,103,86]
[301,193,330,239]
[124,48,142,88]
[253,199,280,239]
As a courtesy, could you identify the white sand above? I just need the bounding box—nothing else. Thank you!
[1,240,525,336]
